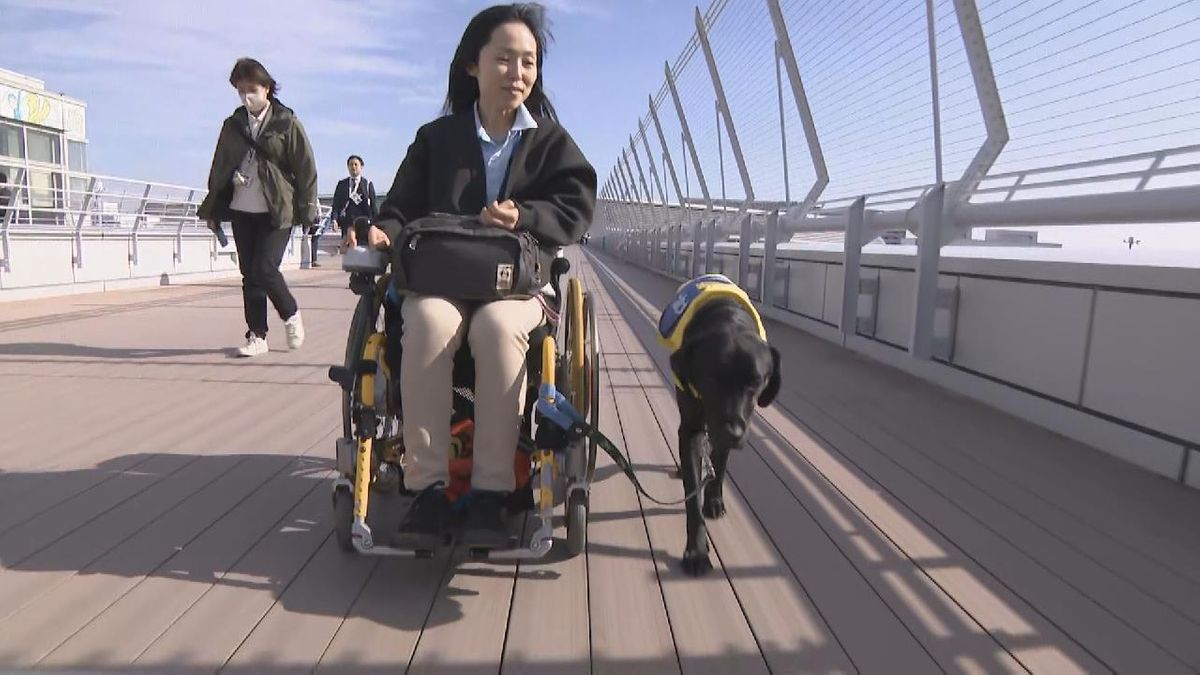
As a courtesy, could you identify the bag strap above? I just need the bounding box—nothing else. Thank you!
[235,121,295,184]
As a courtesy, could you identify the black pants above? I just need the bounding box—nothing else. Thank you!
[308,224,323,263]
[231,211,298,338]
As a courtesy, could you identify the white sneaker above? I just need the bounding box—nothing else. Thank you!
[285,311,305,350]
[237,334,269,358]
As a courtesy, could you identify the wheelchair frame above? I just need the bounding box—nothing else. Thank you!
[327,250,600,560]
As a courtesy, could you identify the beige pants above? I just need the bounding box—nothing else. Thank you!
[400,294,545,492]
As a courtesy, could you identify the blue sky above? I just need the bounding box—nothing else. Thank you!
[1,0,1196,254]
[0,0,694,193]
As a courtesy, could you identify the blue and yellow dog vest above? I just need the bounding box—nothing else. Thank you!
[657,274,767,395]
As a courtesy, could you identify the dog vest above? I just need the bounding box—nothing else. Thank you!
[657,274,767,396]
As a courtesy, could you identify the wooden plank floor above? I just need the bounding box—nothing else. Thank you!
[0,248,1197,674]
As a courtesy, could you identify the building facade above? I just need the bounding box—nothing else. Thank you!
[0,67,88,223]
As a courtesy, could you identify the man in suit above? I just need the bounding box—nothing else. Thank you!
[332,155,378,259]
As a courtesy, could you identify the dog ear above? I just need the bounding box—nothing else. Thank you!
[757,346,781,407]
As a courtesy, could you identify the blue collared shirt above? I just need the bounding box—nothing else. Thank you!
[474,102,538,204]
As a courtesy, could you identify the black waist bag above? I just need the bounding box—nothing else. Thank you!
[391,214,550,301]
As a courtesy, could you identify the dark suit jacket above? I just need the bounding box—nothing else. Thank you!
[373,110,596,248]
[331,175,378,227]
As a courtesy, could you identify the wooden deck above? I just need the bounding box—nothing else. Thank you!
[0,248,1197,674]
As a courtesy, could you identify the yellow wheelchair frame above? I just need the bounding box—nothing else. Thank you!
[329,259,599,560]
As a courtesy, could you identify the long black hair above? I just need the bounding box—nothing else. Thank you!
[443,3,557,121]
[229,57,281,101]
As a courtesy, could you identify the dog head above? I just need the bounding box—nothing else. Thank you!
[671,327,780,449]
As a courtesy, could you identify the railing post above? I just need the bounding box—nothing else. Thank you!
[841,197,867,344]
[130,182,152,266]
[691,219,702,277]
[763,209,780,307]
[911,184,946,360]
[1,167,26,272]
[72,176,98,269]
[705,218,716,274]
[738,212,752,292]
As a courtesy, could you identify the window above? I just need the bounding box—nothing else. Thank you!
[29,170,62,209]
[26,129,61,165]
[68,140,87,173]
[0,122,23,159]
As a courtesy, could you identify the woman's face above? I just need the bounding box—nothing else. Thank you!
[468,20,538,111]
[235,80,270,114]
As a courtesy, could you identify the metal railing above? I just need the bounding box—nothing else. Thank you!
[0,171,332,272]
[597,0,1200,362]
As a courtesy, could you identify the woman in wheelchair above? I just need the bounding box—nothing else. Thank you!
[363,4,596,550]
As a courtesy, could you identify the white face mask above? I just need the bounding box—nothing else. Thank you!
[240,91,267,113]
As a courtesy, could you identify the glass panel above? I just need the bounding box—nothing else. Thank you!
[0,122,23,159]
[27,129,61,165]
[29,170,62,209]
[68,141,87,172]
[68,176,89,211]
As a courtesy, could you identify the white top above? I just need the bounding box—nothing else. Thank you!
[230,103,272,214]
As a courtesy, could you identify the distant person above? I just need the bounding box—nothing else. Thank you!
[333,155,379,251]
[198,57,319,358]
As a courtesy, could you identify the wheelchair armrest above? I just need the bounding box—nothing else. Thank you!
[549,256,570,301]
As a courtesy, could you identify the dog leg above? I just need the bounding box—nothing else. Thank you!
[702,443,730,520]
[679,432,713,576]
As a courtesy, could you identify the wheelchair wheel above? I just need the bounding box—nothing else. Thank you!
[566,277,586,412]
[342,294,374,440]
[566,489,587,555]
[584,292,600,482]
[333,486,355,552]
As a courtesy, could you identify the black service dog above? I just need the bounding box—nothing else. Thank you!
[669,298,780,576]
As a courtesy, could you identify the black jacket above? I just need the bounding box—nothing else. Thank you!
[331,175,378,226]
[373,110,596,247]
[197,101,319,229]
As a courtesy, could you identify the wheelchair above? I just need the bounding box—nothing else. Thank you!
[327,239,600,560]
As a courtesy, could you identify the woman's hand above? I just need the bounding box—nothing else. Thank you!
[480,200,519,231]
[367,225,391,250]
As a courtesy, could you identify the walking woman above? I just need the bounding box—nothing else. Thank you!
[367,3,596,549]
[198,58,318,357]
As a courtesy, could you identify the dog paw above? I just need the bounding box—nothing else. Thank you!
[702,496,726,520]
[681,548,714,576]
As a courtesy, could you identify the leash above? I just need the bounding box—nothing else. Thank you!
[536,384,714,507]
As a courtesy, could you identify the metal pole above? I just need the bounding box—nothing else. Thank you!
[696,6,753,207]
[926,0,944,184]
[766,0,828,218]
[628,136,653,207]
[638,119,668,206]
[946,0,1008,213]
[683,132,690,205]
[665,59,711,211]
[776,40,790,205]
[911,184,946,360]
[841,197,867,344]
[763,209,780,307]
[717,99,726,209]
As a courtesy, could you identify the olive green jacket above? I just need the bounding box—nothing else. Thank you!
[197,100,319,229]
